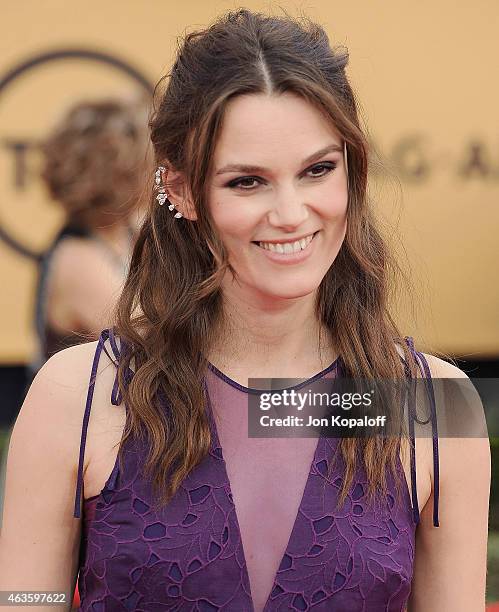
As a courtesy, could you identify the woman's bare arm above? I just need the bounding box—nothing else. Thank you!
[0,343,98,610]
[408,355,491,611]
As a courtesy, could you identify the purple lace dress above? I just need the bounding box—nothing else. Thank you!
[74,328,439,611]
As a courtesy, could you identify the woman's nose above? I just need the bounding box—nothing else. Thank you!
[266,186,309,228]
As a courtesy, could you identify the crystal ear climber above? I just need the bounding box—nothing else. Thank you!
[154,166,183,219]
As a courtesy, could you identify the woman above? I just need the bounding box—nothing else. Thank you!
[29,98,149,379]
[0,9,490,611]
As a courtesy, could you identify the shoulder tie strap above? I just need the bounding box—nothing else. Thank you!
[73,327,133,518]
[403,336,440,528]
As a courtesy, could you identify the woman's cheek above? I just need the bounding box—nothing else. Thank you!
[322,189,348,217]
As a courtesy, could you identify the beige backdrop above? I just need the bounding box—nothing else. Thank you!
[1,0,498,362]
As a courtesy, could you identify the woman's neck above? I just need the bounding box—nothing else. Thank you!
[208,287,337,380]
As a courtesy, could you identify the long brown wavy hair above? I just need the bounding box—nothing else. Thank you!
[110,8,422,514]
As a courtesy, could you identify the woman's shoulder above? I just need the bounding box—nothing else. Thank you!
[416,351,490,506]
[409,350,484,441]
[395,339,469,379]
[418,352,469,379]
[36,334,116,383]
[23,337,119,450]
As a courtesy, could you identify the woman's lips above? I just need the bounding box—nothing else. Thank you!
[252,231,319,265]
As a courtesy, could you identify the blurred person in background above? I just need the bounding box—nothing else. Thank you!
[28,97,150,380]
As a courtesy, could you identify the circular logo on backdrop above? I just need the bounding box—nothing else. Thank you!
[0,48,154,260]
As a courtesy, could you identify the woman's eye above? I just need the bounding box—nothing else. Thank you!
[226,161,337,191]
[229,177,261,189]
[308,162,337,177]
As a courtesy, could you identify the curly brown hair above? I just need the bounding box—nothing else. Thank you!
[41,98,150,228]
[106,8,422,516]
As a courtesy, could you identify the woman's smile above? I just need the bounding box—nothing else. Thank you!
[251,230,320,265]
[207,93,348,298]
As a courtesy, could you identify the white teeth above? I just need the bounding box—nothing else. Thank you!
[258,233,315,254]
[258,234,314,254]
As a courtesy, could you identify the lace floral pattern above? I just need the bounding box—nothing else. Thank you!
[76,329,436,611]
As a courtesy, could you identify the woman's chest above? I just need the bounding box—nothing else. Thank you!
[82,419,419,612]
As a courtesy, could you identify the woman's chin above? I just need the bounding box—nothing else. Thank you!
[253,280,320,300]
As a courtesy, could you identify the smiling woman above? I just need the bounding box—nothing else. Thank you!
[166,92,349,304]
[0,7,489,612]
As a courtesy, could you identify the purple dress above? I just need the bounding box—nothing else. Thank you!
[74,328,439,611]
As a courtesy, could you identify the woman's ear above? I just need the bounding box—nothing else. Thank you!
[161,166,198,221]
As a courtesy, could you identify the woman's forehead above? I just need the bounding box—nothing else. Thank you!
[213,94,342,168]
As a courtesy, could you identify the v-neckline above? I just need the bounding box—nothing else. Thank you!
[206,353,341,395]
[203,358,342,612]
[204,355,343,612]
[205,389,322,612]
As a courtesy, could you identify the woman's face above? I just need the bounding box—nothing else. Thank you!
[208,92,348,302]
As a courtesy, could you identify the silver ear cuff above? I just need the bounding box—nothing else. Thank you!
[155,166,183,219]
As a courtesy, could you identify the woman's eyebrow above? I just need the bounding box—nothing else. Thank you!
[215,143,343,175]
